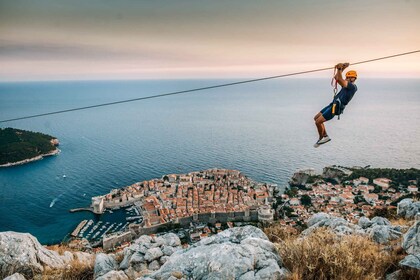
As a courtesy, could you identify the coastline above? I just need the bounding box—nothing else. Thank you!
[0,148,60,168]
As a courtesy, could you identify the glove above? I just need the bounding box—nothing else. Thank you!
[335,62,349,71]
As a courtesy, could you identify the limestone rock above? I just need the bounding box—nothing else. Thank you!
[161,245,177,256]
[3,273,27,280]
[303,213,363,236]
[399,253,420,270]
[402,221,420,254]
[144,247,163,262]
[94,253,118,279]
[371,216,391,226]
[161,233,181,247]
[0,232,68,279]
[159,256,170,265]
[366,225,402,244]
[385,270,401,280]
[398,198,420,219]
[358,216,373,229]
[138,226,289,280]
[148,260,161,271]
[96,270,129,280]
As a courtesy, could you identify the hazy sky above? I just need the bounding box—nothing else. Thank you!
[1,0,419,81]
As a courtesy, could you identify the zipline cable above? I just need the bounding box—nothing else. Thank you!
[1,49,419,124]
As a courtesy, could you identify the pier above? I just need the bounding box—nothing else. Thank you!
[69,207,94,213]
[71,220,87,237]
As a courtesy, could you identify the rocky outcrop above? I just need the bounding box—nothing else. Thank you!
[3,273,27,280]
[397,198,420,219]
[289,169,316,186]
[96,270,129,280]
[402,221,420,254]
[114,232,182,280]
[138,226,289,280]
[94,253,118,279]
[0,231,93,279]
[322,166,352,183]
[303,213,364,236]
[399,253,420,270]
[303,213,403,244]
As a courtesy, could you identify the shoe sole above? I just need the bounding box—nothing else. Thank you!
[314,139,331,148]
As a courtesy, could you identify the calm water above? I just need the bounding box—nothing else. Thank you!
[0,78,419,244]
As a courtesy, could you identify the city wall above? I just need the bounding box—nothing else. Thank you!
[130,210,259,237]
[103,231,132,251]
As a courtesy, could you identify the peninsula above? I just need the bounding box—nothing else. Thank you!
[0,127,59,167]
[70,168,276,250]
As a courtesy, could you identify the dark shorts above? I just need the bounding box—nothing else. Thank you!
[320,103,335,121]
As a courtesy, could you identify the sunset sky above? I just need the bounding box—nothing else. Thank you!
[1,0,419,81]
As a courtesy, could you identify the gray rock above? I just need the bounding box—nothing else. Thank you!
[302,213,363,236]
[402,221,420,254]
[366,225,402,244]
[398,198,420,219]
[3,273,27,280]
[159,255,170,265]
[239,271,256,280]
[124,266,150,280]
[161,245,178,256]
[358,216,373,229]
[135,235,153,245]
[161,233,182,247]
[96,270,129,280]
[371,216,391,226]
[399,253,420,270]
[94,253,118,279]
[385,270,401,280]
[0,231,72,279]
[148,260,161,271]
[306,212,331,227]
[144,247,164,262]
[152,236,165,247]
[138,226,289,280]
[194,225,269,246]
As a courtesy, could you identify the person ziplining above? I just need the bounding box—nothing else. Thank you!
[0,50,418,125]
[313,63,358,148]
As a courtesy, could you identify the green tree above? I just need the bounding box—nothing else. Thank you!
[300,195,312,206]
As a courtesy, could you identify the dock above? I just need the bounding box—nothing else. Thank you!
[69,207,94,213]
[71,220,88,237]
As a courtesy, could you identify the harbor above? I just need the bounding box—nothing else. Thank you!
[70,205,143,244]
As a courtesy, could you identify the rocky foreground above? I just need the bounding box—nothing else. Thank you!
[1,199,420,280]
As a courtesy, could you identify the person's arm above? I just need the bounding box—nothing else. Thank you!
[335,62,349,88]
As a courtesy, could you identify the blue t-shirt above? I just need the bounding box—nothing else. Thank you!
[334,82,357,106]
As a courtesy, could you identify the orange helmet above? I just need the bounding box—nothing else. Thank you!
[346,70,357,78]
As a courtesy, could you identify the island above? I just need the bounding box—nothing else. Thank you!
[0,127,60,167]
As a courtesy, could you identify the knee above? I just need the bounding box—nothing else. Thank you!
[314,112,321,121]
[315,118,324,125]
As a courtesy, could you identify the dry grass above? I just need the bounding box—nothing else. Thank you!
[389,217,415,228]
[42,258,94,280]
[266,223,406,280]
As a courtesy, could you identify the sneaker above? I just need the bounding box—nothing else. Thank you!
[314,136,331,148]
[318,135,331,144]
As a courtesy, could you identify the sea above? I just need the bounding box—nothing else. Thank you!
[0,78,419,244]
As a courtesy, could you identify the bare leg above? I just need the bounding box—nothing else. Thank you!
[314,114,327,140]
